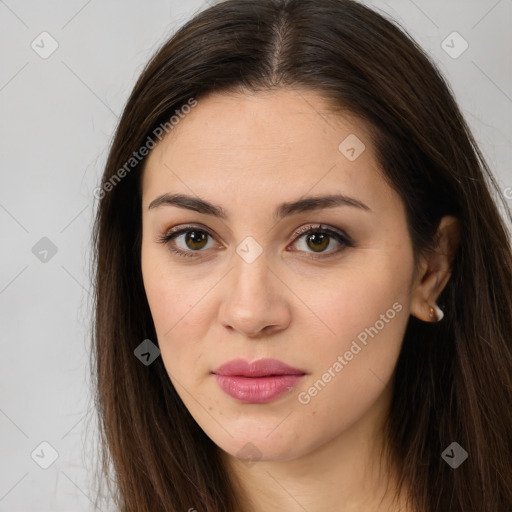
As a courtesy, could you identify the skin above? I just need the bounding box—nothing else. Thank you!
[140,88,459,512]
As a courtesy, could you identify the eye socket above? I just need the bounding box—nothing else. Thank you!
[156,223,353,259]
[289,224,352,258]
[156,225,218,259]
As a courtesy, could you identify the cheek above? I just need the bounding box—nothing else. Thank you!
[301,249,413,346]
[142,239,192,329]
[298,247,413,394]
[141,247,215,378]
[291,288,410,447]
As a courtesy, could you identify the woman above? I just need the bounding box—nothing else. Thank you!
[90,0,512,511]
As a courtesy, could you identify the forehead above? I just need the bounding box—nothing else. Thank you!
[141,88,394,214]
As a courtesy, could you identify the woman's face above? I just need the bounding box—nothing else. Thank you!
[140,88,418,463]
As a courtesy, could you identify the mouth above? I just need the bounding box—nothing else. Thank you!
[212,358,306,403]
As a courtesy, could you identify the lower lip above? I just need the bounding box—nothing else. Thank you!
[213,374,304,403]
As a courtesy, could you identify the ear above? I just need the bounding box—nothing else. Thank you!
[410,215,460,322]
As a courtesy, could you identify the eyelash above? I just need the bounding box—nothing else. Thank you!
[156,223,353,260]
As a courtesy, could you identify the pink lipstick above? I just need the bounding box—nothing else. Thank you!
[212,358,306,403]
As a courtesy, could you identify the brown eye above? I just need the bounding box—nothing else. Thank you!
[183,230,209,250]
[157,223,352,260]
[304,232,330,252]
[157,227,216,258]
[290,224,352,258]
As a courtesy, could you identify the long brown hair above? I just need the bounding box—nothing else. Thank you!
[90,1,512,510]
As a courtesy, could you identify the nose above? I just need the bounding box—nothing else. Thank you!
[218,252,291,339]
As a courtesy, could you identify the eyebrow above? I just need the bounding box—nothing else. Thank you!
[148,193,371,220]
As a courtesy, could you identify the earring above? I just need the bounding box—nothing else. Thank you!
[429,304,444,322]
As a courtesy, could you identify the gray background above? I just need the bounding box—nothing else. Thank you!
[0,0,510,510]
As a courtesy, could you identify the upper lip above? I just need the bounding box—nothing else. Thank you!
[212,358,306,377]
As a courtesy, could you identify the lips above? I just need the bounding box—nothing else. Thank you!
[212,358,306,403]
[213,358,305,377]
